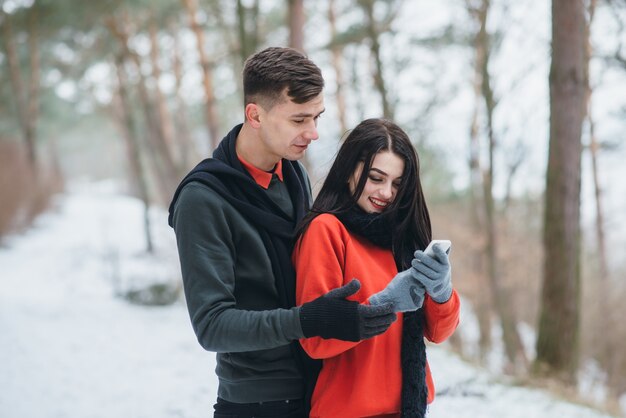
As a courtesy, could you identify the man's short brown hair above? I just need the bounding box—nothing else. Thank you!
[243,47,324,109]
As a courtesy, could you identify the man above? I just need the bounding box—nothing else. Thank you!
[168,47,396,418]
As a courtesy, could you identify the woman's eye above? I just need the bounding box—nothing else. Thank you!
[369,176,383,183]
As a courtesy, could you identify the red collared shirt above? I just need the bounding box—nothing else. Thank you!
[238,156,284,189]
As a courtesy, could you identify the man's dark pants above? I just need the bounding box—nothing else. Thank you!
[213,397,306,418]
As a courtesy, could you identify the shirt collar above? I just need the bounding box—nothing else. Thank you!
[238,155,284,189]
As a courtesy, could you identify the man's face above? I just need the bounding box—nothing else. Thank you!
[256,92,325,164]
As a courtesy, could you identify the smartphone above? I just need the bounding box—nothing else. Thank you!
[424,240,451,258]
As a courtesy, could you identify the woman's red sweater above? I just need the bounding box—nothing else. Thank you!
[294,214,460,418]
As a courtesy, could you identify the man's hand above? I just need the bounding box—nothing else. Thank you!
[300,279,397,341]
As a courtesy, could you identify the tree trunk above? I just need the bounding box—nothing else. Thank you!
[284,0,314,174]
[26,6,40,167]
[114,55,154,253]
[203,1,246,104]
[482,164,527,371]
[1,9,39,167]
[328,0,348,134]
[172,28,197,169]
[106,17,179,202]
[588,110,608,279]
[583,0,608,281]
[360,0,393,119]
[347,48,366,121]
[288,0,305,52]
[534,0,587,384]
[237,0,248,64]
[472,0,527,371]
[149,18,178,175]
[583,0,620,405]
[236,0,260,64]
[468,6,492,362]
[181,0,221,151]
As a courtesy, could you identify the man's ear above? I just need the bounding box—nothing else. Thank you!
[245,103,261,128]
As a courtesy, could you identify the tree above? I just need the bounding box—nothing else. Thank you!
[466,0,492,363]
[171,24,198,170]
[288,0,305,52]
[105,14,180,202]
[235,0,260,64]
[113,53,154,253]
[465,0,528,370]
[181,0,220,150]
[1,4,41,167]
[534,0,588,384]
[328,0,348,134]
[357,0,397,119]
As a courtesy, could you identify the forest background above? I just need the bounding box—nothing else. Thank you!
[1,0,625,415]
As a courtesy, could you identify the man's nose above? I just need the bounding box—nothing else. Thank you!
[303,121,319,141]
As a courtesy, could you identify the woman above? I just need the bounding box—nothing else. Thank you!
[294,118,460,418]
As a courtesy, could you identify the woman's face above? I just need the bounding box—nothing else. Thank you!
[349,151,405,213]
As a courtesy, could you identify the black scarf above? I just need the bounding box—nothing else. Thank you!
[336,208,428,418]
[168,124,310,304]
[168,124,321,413]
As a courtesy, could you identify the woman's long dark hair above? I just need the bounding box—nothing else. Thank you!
[295,118,432,269]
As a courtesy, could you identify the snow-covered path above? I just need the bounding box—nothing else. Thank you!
[0,183,216,418]
[0,184,618,417]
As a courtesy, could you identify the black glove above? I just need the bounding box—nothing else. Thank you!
[299,279,397,342]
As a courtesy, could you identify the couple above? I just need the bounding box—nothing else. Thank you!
[168,47,460,418]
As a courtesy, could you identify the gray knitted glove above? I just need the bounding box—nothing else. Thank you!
[368,267,426,313]
[412,244,452,303]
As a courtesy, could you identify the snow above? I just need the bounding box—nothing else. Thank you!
[0,183,620,418]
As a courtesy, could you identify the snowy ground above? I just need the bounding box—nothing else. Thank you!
[0,183,621,418]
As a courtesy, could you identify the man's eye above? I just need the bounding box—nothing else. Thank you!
[293,119,304,124]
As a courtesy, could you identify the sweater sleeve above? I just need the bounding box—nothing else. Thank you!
[294,215,360,359]
[172,183,303,353]
[423,289,461,343]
